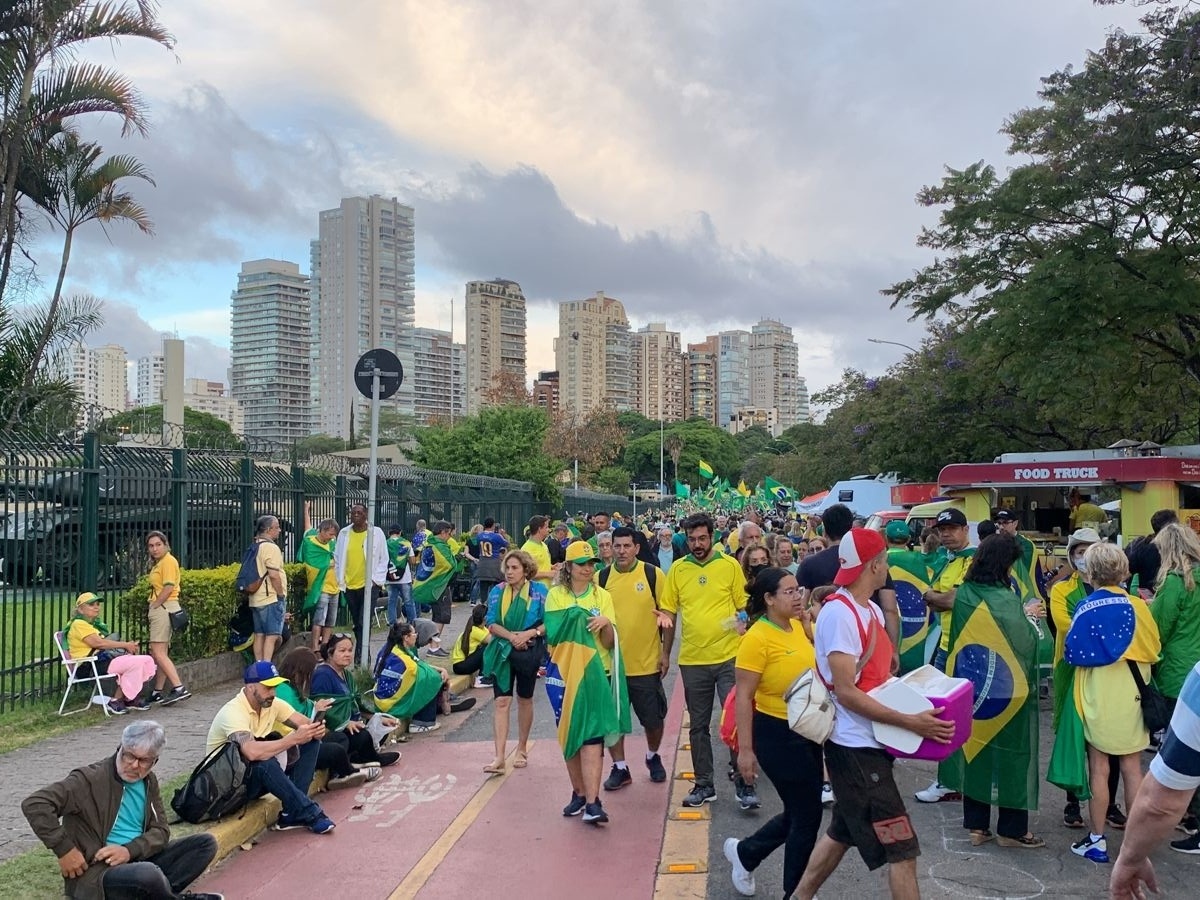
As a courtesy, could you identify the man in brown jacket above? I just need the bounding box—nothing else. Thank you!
[22,720,220,900]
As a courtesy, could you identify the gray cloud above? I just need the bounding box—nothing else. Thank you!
[88,299,229,383]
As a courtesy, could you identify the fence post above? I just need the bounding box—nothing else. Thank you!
[171,448,189,567]
[80,433,100,590]
[335,475,347,525]
[240,457,255,549]
[293,465,307,552]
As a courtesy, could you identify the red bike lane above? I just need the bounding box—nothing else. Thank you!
[195,681,685,899]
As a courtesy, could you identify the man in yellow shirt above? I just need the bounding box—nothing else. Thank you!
[660,513,755,810]
[520,515,556,587]
[600,527,669,789]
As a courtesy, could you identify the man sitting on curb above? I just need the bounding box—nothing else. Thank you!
[22,720,221,900]
[205,661,335,835]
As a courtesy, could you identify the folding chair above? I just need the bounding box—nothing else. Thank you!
[53,631,117,716]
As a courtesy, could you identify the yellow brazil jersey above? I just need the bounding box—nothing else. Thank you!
[344,530,368,589]
[602,562,662,677]
[521,538,553,587]
[545,583,618,673]
[934,555,971,651]
[659,550,746,666]
[735,617,816,720]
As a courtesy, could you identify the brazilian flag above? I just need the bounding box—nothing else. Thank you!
[297,528,335,614]
[544,597,631,759]
[887,548,933,674]
[762,476,792,504]
[413,535,456,607]
[939,581,1040,811]
[674,480,691,500]
[698,459,715,480]
[371,647,443,717]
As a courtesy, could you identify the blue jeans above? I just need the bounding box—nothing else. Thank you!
[245,739,322,823]
[388,582,415,623]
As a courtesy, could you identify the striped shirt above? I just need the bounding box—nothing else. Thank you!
[1150,661,1200,791]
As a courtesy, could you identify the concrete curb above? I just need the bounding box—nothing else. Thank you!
[202,770,329,866]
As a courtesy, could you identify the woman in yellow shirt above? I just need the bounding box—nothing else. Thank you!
[724,567,821,899]
[145,531,189,705]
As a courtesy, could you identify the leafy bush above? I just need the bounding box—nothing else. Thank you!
[117,563,310,661]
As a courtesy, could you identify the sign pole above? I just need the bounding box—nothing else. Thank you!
[362,369,382,668]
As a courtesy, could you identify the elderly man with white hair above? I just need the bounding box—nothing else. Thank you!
[22,720,221,900]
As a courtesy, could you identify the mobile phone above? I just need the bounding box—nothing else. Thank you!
[313,709,326,724]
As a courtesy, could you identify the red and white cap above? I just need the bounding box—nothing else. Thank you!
[833,527,887,586]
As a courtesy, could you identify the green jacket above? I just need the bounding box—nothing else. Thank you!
[1152,565,1200,698]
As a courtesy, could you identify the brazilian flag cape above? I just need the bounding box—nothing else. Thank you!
[1051,576,1089,729]
[938,581,1040,811]
[297,528,335,613]
[482,584,532,693]
[371,646,443,717]
[887,548,933,674]
[413,536,456,607]
[544,595,632,759]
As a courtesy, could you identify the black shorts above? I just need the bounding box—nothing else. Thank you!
[626,674,668,731]
[492,641,542,700]
[824,741,920,871]
[431,589,452,625]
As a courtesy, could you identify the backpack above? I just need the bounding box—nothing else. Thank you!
[234,542,264,595]
[170,741,250,824]
[598,562,657,596]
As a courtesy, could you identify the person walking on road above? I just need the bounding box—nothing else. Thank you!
[385,524,416,625]
[144,531,189,706]
[334,503,388,652]
[659,512,758,810]
[412,520,459,657]
[724,567,823,899]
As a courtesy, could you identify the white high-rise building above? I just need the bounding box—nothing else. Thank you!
[229,259,312,444]
[631,323,684,421]
[749,319,801,436]
[68,342,128,421]
[411,327,466,425]
[136,352,165,408]
[313,196,415,440]
[554,292,631,417]
[465,279,526,415]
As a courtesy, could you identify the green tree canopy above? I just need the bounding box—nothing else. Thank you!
[96,404,241,449]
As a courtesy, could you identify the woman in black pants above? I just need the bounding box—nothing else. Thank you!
[725,567,823,898]
[451,603,492,685]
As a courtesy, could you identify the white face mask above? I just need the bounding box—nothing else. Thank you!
[1073,555,1088,574]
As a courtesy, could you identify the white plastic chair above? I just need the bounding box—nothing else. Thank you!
[53,631,117,716]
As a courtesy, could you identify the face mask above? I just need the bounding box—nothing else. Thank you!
[1073,556,1088,574]
[749,564,769,578]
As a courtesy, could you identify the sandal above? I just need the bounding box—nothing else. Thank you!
[513,750,528,769]
[483,761,505,775]
[969,829,994,846]
[997,833,1045,848]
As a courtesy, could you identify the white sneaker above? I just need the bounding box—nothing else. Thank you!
[821,781,835,805]
[914,780,961,803]
[723,838,756,896]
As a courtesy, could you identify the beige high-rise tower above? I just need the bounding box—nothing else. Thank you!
[750,318,801,435]
[631,323,684,421]
[684,337,718,425]
[465,279,526,414]
[554,291,631,417]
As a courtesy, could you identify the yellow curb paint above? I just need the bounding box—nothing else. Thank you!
[388,743,529,900]
[655,703,712,898]
[671,808,709,821]
[677,771,695,780]
[659,861,708,874]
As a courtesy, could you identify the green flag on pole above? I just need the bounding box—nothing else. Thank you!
[698,459,715,480]
[674,480,691,499]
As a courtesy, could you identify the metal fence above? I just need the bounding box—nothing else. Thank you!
[0,434,643,712]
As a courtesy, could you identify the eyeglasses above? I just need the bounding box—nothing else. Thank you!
[776,587,802,596]
[119,748,158,768]
[330,632,354,642]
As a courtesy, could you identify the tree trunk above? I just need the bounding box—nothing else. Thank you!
[0,57,38,303]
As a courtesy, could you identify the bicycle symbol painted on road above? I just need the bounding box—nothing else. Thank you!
[347,772,458,828]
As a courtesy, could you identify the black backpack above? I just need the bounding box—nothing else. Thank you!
[234,542,264,595]
[171,741,251,824]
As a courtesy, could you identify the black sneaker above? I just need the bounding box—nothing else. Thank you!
[1063,802,1084,829]
[126,697,151,711]
[270,812,306,832]
[562,792,586,816]
[1106,805,1127,830]
[603,764,632,791]
[582,801,609,825]
[646,753,667,783]
[1171,832,1200,854]
[1178,815,1200,835]
[147,690,164,704]
[736,779,761,811]
[107,699,128,715]
[181,893,226,900]
[377,750,401,767]
[681,784,716,807]
[449,697,476,713]
[159,685,191,707]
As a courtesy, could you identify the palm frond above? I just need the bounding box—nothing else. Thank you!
[30,61,147,135]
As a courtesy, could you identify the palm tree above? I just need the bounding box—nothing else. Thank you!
[666,433,683,484]
[0,1,173,297]
[6,130,151,428]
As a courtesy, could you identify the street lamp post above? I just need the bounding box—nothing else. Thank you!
[868,337,919,354]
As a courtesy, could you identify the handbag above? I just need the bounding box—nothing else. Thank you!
[1127,660,1171,733]
[783,602,878,744]
[169,608,191,633]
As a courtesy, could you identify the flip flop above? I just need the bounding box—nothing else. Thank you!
[513,750,528,769]
[483,762,505,775]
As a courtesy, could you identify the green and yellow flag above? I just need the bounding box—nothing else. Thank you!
[762,476,792,504]
[413,535,457,607]
[887,548,933,674]
[939,581,1040,811]
[297,528,335,613]
[674,480,691,499]
[698,459,714,480]
[737,480,751,497]
[372,647,443,717]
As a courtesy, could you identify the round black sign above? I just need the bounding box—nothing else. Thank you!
[354,348,404,400]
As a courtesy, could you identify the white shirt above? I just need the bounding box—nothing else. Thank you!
[814,590,885,749]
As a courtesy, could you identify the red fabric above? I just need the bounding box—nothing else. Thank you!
[719,688,755,752]
[836,594,893,693]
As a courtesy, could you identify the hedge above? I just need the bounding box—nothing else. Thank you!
[117,563,311,662]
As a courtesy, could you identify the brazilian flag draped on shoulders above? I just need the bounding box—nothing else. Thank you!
[371,646,443,717]
[297,528,336,615]
[544,589,631,759]
[939,580,1040,811]
[413,534,456,608]
[887,548,933,674]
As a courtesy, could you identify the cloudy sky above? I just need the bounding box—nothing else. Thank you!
[33,0,1144,402]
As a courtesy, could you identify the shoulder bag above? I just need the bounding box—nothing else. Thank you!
[1127,660,1171,733]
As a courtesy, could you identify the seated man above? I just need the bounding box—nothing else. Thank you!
[22,720,221,900]
[205,661,334,834]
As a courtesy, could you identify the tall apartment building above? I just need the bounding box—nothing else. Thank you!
[749,319,801,436]
[465,279,526,415]
[229,259,312,444]
[68,342,128,415]
[684,338,717,424]
[184,378,245,433]
[554,292,631,418]
[796,376,811,423]
[136,352,164,408]
[630,323,684,421]
[533,370,559,417]
[313,196,415,440]
[716,330,751,430]
[308,239,321,411]
[411,326,465,424]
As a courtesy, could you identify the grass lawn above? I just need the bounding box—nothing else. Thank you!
[0,772,194,900]
[0,697,109,755]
